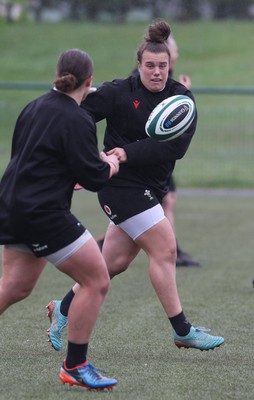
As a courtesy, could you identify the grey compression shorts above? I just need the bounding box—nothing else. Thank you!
[5,230,92,267]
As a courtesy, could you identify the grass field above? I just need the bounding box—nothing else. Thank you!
[1,20,253,85]
[0,20,254,187]
[0,190,253,400]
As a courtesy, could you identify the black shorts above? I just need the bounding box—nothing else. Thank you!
[6,229,92,266]
[6,216,86,258]
[27,220,86,257]
[98,186,160,225]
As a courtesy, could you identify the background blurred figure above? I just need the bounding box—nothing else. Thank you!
[162,35,200,267]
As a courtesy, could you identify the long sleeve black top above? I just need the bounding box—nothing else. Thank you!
[0,90,110,243]
[82,74,197,202]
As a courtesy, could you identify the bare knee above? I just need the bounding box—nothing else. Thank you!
[11,289,32,303]
[167,241,177,263]
[98,273,110,296]
[107,253,133,279]
[150,241,177,267]
[0,277,33,305]
[78,266,110,297]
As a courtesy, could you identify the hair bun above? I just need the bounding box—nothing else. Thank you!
[146,20,171,43]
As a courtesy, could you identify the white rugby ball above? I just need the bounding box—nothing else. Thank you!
[145,95,196,142]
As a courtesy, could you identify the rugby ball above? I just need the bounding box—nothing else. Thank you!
[145,95,196,142]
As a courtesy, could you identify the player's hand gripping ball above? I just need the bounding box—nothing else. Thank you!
[145,95,196,142]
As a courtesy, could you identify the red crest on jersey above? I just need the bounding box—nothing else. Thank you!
[133,100,140,109]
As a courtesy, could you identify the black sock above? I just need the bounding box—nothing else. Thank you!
[169,310,192,336]
[60,289,75,317]
[65,342,88,369]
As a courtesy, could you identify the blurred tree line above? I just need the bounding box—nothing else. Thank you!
[1,0,254,22]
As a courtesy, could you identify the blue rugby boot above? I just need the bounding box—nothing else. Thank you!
[59,360,118,391]
[47,300,68,351]
[174,326,224,351]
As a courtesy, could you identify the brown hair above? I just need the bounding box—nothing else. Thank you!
[54,49,93,93]
[137,20,171,63]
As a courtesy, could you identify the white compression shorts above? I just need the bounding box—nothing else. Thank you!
[115,204,165,240]
[5,230,92,267]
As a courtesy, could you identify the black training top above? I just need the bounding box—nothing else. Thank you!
[82,74,197,202]
[0,89,110,244]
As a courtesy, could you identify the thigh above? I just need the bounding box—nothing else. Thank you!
[102,223,140,276]
[45,230,92,267]
[135,217,176,260]
[56,236,110,287]
[2,245,47,289]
